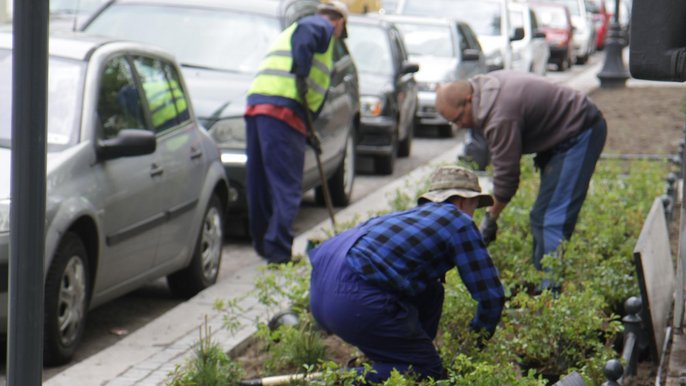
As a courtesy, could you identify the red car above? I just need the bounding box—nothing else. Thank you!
[530,2,575,70]
[586,0,610,50]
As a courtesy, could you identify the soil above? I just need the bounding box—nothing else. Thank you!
[231,86,686,384]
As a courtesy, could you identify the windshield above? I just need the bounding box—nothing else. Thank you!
[533,5,568,28]
[400,0,502,36]
[394,22,454,57]
[0,49,85,149]
[547,0,581,15]
[84,4,281,73]
[50,0,107,14]
[347,24,394,75]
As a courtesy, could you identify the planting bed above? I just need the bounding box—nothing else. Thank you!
[191,87,686,386]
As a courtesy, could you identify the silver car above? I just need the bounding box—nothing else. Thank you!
[0,32,228,365]
[381,14,489,137]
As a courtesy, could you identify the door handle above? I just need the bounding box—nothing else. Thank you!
[150,163,164,177]
[190,146,203,160]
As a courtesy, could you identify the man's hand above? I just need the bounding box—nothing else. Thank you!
[479,212,498,245]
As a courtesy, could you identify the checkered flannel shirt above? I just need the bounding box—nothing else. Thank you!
[346,202,505,334]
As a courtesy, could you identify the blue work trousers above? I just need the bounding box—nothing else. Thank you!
[245,115,306,263]
[530,115,607,270]
[309,228,445,383]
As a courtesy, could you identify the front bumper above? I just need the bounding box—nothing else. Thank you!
[416,91,448,126]
[356,116,396,157]
[220,152,248,215]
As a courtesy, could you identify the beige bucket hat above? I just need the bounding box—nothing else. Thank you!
[418,165,494,208]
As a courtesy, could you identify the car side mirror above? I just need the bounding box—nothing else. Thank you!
[533,29,546,39]
[400,61,420,74]
[510,26,525,41]
[462,48,482,61]
[97,129,156,160]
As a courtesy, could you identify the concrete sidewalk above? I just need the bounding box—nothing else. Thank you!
[44,53,686,386]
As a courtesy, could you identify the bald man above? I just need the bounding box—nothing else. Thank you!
[436,71,606,287]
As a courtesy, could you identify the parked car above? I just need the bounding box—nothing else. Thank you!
[381,14,489,137]
[586,0,610,49]
[397,0,524,71]
[83,0,360,227]
[509,1,550,75]
[0,31,228,365]
[546,0,596,63]
[347,15,419,174]
[530,1,575,70]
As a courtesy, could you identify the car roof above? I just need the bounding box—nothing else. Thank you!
[376,13,455,26]
[0,30,172,62]
[347,14,395,28]
[95,0,284,17]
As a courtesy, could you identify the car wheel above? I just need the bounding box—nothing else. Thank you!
[397,114,413,158]
[44,232,90,366]
[316,132,355,206]
[167,194,224,298]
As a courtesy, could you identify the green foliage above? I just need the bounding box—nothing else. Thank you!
[166,317,244,386]
[259,318,328,374]
[203,157,672,384]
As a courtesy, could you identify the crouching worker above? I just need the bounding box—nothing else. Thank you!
[308,166,505,383]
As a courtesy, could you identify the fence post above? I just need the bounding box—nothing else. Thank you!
[622,296,643,376]
[602,359,623,386]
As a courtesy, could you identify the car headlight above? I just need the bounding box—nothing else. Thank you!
[207,118,246,147]
[0,199,9,233]
[360,95,385,117]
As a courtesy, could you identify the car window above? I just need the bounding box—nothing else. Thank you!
[97,56,148,140]
[347,24,394,75]
[459,23,482,51]
[132,56,190,134]
[533,5,568,28]
[0,49,84,149]
[84,4,281,73]
[395,22,454,57]
[530,9,540,30]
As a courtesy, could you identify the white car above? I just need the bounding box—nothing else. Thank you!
[509,2,550,75]
[397,0,524,71]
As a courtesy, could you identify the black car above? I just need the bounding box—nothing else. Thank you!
[82,0,361,229]
[347,15,419,174]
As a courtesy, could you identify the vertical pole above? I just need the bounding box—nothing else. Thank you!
[8,0,48,384]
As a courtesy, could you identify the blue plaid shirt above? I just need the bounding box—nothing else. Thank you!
[346,202,504,334]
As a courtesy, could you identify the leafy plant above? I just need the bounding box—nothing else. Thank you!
[166,316,244,386]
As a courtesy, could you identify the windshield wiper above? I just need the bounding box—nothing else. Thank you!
[181,63,242,74]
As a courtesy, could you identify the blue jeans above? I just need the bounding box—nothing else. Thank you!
[530,115,607,271]
[309,228,445,383]
[245,115,306,263]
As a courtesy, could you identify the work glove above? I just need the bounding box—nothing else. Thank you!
[479,212,498,245]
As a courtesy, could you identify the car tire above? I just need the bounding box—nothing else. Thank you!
[316,132,355,207]
[167,194,224,298]
[44,232,90,366]
[397,114,413,158]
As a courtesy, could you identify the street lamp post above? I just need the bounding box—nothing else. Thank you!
[597,0,630,88]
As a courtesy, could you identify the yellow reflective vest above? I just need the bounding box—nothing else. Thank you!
[248,22,335,113]
[143,80,188,130]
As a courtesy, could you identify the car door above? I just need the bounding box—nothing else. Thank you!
[93,54,162,291]
[130,55,206,268]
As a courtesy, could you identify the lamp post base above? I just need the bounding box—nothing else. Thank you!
[597,22,630,89]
